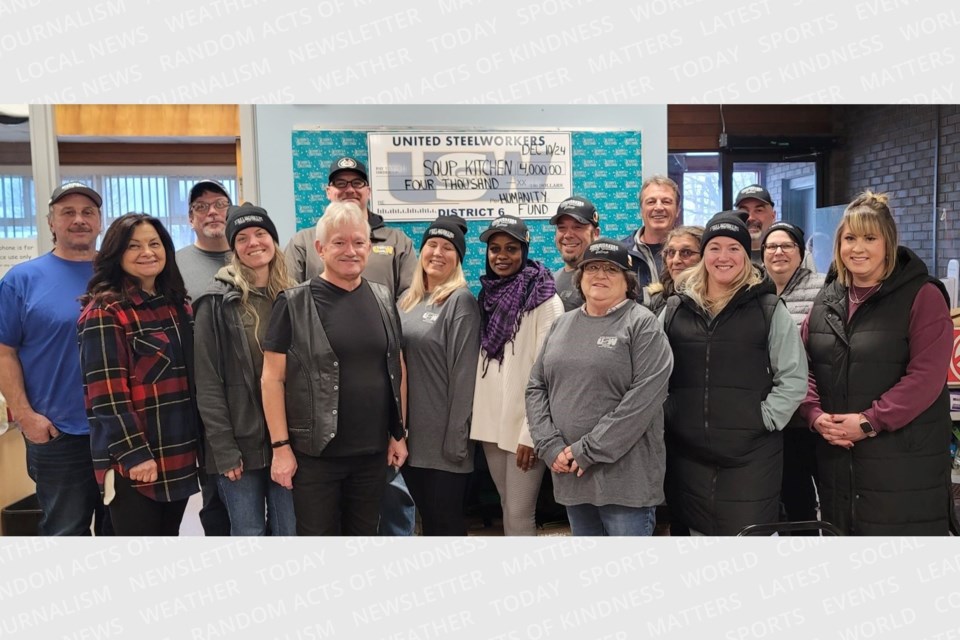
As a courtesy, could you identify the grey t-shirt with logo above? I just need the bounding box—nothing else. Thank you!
[525,302,673,508]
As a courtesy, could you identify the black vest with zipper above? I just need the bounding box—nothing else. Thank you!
[806,246,953,535]
[664,281,782,535]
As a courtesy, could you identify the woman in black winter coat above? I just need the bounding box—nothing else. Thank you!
[799,191,956,535]
[661,211,807,535]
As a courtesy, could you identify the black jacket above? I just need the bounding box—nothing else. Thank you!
[664,281,782,535]
[282,279,405,457]
[193,268,272,475]
[807,246,955,535]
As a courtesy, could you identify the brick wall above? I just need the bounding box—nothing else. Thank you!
[832,105,960,276]
[763,161,816,217]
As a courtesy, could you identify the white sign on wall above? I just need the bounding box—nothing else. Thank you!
[0,238,37,280]
[368,131,572,221]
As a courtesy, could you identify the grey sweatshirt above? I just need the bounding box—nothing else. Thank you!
[400,287,481,474]
[176,244,231,301]
[526,303,673,508]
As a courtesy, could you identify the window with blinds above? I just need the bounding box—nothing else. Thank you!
[0,171,36,238]
[0,168,237,249]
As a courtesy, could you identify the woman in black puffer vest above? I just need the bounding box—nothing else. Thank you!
[662,211,807,535]
[800,191,957,535]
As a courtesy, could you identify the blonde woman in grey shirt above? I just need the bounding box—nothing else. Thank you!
[398,217,480,536]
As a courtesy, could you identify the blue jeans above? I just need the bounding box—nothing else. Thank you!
[565,504,656,536]
[217,467,296,536]
[378,466,416,536]
[24,432,100,536]
[199,472,232,536]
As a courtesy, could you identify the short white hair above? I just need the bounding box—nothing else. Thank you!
[315,202,370,244]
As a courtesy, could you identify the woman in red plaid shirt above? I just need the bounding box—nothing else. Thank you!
[78,213,200,535]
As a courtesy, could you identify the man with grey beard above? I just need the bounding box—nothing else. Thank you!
[176,179,234,536]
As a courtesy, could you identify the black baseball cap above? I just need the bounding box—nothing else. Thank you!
[49,182,102,207]
[479,215,530,244]
[328,156,368,183]
[580,238,633,271]
[189,179,230,205]
[734,184,774,208]
[550,196,599,227]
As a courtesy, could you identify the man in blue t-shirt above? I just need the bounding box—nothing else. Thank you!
[0,183,103,535]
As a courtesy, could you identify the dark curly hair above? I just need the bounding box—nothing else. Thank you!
[81,213,188,306]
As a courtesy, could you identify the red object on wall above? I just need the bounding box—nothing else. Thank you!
[948,328,960,386]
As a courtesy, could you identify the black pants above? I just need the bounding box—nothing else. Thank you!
[402,465,469,536]
[292,451,385,536]
[781,428,819,530]
[109,474,189,536]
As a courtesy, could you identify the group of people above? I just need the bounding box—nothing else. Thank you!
[0,160,955,537]
[537,179,955,536]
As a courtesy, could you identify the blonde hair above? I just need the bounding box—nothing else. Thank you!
[833,190,899,286]
[315,201,370,244]
[229,240,295,348]
[677,251,763,316]
[398,257,469,312]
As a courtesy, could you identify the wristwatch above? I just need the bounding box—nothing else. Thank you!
[859,416,878,438]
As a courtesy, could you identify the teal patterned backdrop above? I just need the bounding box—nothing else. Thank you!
[292,129,642,291]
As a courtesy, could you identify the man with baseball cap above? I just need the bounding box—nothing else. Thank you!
[0,183,104,535]
[176,178,234,536]
[734,184,777,262]
[285,156,417,536]
[550,195,601,311]
[735,183,816,271]
[178,179,233,300]
[621,175,681,288]
[284,156,416,300]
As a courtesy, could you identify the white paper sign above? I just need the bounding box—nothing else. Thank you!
[0,238,38,280]
[368,131,572,221]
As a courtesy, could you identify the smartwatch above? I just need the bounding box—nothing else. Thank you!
[859,416,877,438]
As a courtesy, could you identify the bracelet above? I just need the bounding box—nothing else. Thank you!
[271,439,290,449]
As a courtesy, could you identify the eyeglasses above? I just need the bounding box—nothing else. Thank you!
[330,178,368,189]
[763,242,799,254]
[664,248,698,260]
[190,199,230,215]
[583,263,622,275]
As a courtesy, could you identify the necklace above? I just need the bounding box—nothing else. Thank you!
[848,282,882,305]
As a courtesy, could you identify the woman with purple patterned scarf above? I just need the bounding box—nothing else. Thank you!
[470,215,564,536]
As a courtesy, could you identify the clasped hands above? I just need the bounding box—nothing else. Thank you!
[813,412,869,449]
[552,445,584,477]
